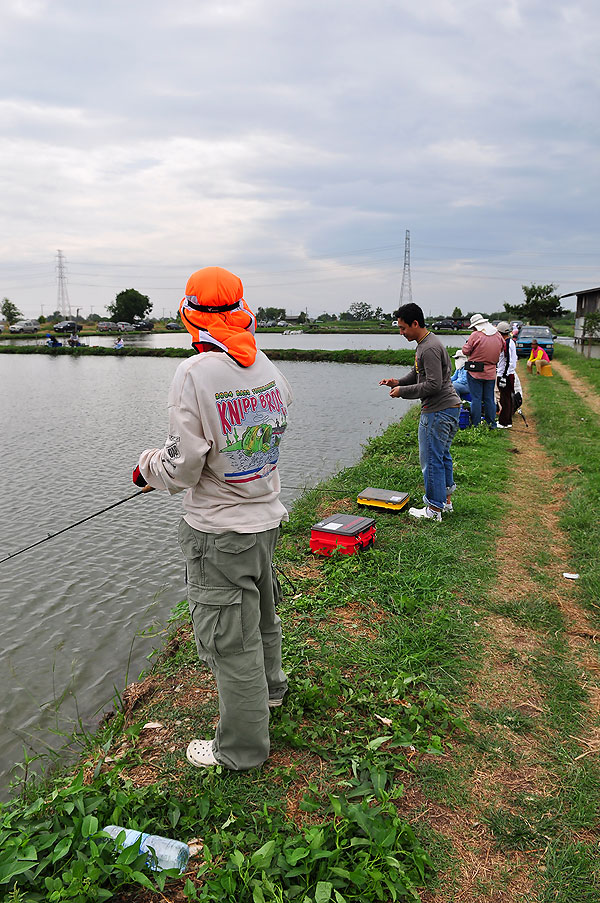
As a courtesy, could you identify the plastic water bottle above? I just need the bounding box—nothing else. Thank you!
[103,825,189,873]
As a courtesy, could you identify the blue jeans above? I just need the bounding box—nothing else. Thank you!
[418,408,460,511]
[466,374,497,427]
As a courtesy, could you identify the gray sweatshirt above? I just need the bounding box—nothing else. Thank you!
[395,332,461,412]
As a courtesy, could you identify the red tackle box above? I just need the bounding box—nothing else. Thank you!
[310,513,376,556]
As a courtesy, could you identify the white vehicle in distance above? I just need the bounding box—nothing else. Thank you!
[10,320,40,333]
[116,321,136,331]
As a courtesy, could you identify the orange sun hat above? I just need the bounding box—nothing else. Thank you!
[179,266,257,367]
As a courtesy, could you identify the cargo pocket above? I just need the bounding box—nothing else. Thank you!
[214,533,257,554]
[187,583,245,657]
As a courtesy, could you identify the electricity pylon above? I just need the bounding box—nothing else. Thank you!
[399,230,413,305]
[56,250,71,317]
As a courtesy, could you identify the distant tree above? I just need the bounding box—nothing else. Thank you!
[339,310,354,321]
[297,311,307,324]
[107,288,152,323]
[38,315,46,324]
[1,298,22,326]
[373,306,384,319]
[452,306,463,319]
[317,312,338,322]
[348,301,374,321]
[87,313,101,323]
[503,284,564,325]
[264,307,285,320]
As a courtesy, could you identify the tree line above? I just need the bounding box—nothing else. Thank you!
[0,283,580,330]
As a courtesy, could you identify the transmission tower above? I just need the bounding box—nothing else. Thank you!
[399,230,413,306]
[56,250,72,317]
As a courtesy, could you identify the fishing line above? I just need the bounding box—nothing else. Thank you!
[0,491,145,564]
[0,485,365,565]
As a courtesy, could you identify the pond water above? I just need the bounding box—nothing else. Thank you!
[2,330,576,353]
[0,354,414,795]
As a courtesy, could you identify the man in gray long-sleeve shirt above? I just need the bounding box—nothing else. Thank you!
[380,303,461,522]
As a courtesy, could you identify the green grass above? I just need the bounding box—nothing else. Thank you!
[3,387,600,902]
[0,407,510,901]
[526,360,600,611]
[554,342,600,394]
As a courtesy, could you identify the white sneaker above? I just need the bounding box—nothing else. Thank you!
[444,502,453,513]
[268,690,287,708]
[186,739,219,768]
[496,423,513,429]
[408,506,442,522]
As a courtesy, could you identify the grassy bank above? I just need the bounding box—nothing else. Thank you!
[526,355,600,615]
[554,342,600,394]
[402,360,600,901]
[0,345,424,366]
[0,410,508,901]
[3,359,600,901]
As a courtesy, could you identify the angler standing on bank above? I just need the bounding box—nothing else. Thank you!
[133,266,292,771]
[379,302,461,522]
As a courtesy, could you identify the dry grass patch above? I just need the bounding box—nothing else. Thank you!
[315,496,355,517]
[328,599,387,640]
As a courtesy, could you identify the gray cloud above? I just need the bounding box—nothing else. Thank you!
[1,0,599,319]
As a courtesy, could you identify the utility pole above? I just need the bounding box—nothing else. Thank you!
[56,250,72,317]
[399,230,413,306]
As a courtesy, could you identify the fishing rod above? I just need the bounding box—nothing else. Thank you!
[0,484,363,565]
[0,490,146,564]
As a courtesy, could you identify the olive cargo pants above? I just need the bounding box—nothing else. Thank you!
[178,518,287,770]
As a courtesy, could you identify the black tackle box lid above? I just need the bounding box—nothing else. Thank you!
[311,513,376,536]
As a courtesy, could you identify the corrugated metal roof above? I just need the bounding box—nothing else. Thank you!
[560,287,600,298]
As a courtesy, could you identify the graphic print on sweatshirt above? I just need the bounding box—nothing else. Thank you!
[216,379,288,483]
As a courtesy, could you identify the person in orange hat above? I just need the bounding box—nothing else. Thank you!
[133,267,293,771]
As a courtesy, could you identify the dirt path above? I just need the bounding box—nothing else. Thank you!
[417,403,600,902]
[551,358,600,415]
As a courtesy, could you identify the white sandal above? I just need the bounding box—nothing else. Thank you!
[186,739,218,768]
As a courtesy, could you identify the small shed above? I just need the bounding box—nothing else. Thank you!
[560,286,600,351]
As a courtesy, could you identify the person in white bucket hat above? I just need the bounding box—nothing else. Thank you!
[462,314,504,427]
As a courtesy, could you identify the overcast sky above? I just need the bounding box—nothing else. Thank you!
[1,0,599,320]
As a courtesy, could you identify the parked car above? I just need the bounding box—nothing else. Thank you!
[10,319,40,333]
[116,321,136,331]
[97,321,116,331]
[515,325,554,359]
[133,319,154,331]
[431,318,456,331]
[53,320,82,333]
[165,321,182,330]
